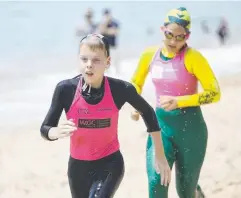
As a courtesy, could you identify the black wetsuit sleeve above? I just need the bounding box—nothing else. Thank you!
[124,83,160,133]
[40,82,64,141]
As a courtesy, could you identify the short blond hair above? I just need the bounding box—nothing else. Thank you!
[79,34,110,56]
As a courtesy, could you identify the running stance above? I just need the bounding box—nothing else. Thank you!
[130,7,221,198]
[40,34,171,198]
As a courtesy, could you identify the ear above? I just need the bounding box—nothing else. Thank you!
[106,56,111,69]
[160,26,165,32]
[186,32,191,40]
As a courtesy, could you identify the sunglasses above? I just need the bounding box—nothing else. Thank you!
[80,33,110,56]
[164,31,188,42]
[80,33,104,42]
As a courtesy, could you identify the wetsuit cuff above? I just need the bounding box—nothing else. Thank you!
[147,128,161,133]
[42,126,58,141]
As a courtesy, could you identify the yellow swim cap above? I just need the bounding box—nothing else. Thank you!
[164,7,191,32]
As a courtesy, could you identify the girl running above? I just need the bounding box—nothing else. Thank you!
[40,34,171,198]
[130,7,221,198]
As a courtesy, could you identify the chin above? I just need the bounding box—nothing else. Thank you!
[167,47,177,54]
[83,74,94,83]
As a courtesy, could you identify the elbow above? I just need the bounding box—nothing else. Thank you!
[207,90,221,105]
[214,88,221,103]
[216,91,221,102]
[40,125,54,141]
[131,82,142,94]
[40,126,48,141]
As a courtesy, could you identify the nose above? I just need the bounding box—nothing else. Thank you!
[169,38,177,45]
[86,59,93,69]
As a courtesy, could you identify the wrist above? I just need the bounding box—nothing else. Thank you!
[48,127,59,140]
[155,147,165,158]
[176,97,182,108]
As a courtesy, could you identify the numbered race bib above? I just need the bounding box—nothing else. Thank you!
[151,63,178,80]
[151,64,164,79]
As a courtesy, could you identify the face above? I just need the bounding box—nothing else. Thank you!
[161,23,189,53]
[103,13,111,23]
[79,44,110,87]
[85,14,92,20]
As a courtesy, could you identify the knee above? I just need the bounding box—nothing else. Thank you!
[176,169,201,198]
[149,179,168,198]
[176,184,196,198]
[176,189,194,198]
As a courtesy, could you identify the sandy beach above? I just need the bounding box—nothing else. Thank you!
[0,72,241,198]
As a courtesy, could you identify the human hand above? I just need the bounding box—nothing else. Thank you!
[155,154,171,186]
[159,96,178,111]
[131,110,140,121]
[48,119,77,140]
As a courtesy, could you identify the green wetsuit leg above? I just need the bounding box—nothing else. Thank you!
[146,107,208,198]
[146,130,175,198]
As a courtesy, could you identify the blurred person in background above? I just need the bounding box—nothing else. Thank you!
[98,9,120,73]
[201,20,210,34]
[216,17,229,45]
[76,8,97,37]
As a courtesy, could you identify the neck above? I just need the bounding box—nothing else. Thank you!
[162,47,176,57]
[88,76,104,89]
[162,44,187,58]
[87,19,92,24]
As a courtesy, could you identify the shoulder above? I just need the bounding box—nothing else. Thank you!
[136,46,159,69]
[141,46,159,56]
[112,20,119,27]
[107,76,135,92]
[55,75,80,92]
[184,47,208,67]
[185,47,206,60]
[184,47,210,73]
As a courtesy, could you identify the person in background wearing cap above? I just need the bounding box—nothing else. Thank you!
[130,7,221,198]
[40,34,171,198]
[76,8,97,37]
[98,9,120,73]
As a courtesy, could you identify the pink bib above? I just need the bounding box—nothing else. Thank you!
[66,77,120,161]
[150,47,198,107]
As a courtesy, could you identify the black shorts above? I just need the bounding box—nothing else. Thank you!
[67,151,124,198]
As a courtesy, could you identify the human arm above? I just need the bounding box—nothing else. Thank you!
[98,21,119,36]
[130,46,157,94]
[40,82,76,141]
[130,46,158,120]
[176,48,221,107]
[125,83,171,185]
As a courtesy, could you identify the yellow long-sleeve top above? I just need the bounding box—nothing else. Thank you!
[131,46,221,108]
